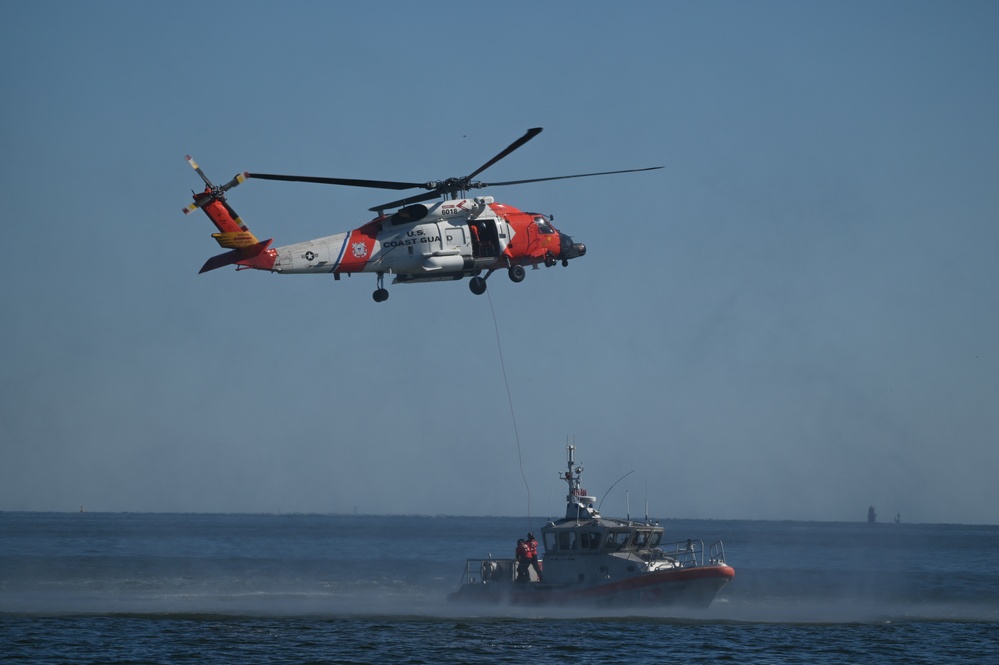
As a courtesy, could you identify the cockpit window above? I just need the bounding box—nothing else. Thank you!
[533,216,555,234]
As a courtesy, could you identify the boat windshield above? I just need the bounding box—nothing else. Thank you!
[580,531,602,550]
[605,530,631,550]
[632,530,662,549]
[634,530,652,549]
[545,529,609,552]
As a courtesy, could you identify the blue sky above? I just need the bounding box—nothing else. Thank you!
[2,1,997,524]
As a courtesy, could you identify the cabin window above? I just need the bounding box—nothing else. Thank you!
[581,531,602,550]
[544,532,557,553]
[605,531,630,550]
[557,531,577,551]
[634,530,652,549]
[389,204,429,225]
[649,532,662,548]
[533,216,555,234]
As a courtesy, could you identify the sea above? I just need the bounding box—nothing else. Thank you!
[1,513,996,664]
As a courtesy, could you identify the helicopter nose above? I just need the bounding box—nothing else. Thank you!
[560,233,586,261]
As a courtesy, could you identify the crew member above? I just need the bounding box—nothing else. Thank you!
[469,222,481,254]
[515,538,530,582]
[526,532,543,581]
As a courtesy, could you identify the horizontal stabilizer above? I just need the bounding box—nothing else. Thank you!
[212,231,260,249]
[199,239,273,274]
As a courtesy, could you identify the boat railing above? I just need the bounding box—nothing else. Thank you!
[657,539,704,567]
[708,540,727,565]
[655,539,726,567]
[458,558,519,586]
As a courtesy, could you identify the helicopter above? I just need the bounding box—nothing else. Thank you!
[182,128,661,302]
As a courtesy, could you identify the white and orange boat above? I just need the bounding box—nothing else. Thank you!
[449,445,735,608]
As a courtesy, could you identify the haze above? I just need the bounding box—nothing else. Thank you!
[2,2,997,525]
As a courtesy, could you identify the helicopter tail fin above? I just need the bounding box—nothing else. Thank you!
[183,156,275,273]
[190,191,276,273]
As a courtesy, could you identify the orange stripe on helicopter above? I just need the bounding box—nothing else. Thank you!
[333,226,378,273]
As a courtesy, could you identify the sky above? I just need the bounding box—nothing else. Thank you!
[1,1,997,524]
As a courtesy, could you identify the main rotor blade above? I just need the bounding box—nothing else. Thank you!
[368,165,665,211]
[464,127,543,182]
[484,166,664,188]
[369,190,445,212]
[248,173,425,191]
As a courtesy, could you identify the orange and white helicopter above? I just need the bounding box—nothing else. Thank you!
[183,128,660,302]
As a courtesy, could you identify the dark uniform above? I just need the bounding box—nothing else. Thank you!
[515,538,530,582]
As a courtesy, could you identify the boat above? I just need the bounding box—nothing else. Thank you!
[448,445,735,608]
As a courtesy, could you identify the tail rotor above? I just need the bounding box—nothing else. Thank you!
[182,155,249,214]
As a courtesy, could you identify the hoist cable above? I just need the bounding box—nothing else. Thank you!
[486,290,532,528]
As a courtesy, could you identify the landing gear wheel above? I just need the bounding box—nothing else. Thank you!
[508,265,526,283]
[544,252,557,268]
[469,276,487,295]
[561,259,569,267]
[373,288,389,302]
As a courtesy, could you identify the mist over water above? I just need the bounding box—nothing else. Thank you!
[3,513,997,664]
[2,513,996,623]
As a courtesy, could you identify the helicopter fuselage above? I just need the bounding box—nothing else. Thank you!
[239,196,585,286]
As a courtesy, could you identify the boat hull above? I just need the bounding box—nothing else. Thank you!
[448,564,734,609]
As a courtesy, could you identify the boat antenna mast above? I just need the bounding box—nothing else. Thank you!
[565,444,580,497]
[564,443,599,520]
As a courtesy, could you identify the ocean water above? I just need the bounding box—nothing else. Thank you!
[2,513,997,664]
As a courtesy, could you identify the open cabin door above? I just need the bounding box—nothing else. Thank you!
[469,218,507,259]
